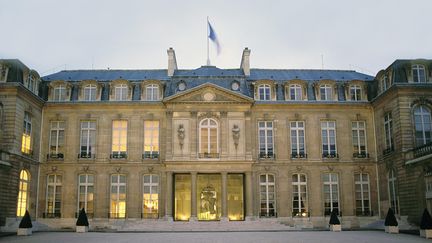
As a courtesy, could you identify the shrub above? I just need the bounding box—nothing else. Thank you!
[329,210,340,225]
[420,208,432,230]
[76,208,89,227]
[384,208,398,226]
[18,210,33,228]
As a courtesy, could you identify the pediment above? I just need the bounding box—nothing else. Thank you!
[164,83,253,104]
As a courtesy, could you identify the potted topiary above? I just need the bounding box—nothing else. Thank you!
[420,208,432,238]
[329,210,341,232]
[17,210,33,236]
[384,208,399,233]
[76,208,89,233]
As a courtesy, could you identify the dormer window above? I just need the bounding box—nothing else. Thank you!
[258,84,271,101]
[350,85,362,101]
[289,84,302,101]
[84,84,97,101]
[53,85,67,101]
[145,84,159,101]
[320,84,333,101]
[115,84,128,101]
[412,64,426,83]
[381,74,391,92]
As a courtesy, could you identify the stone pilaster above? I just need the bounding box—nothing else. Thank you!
[190,172,197,220]
[165,171,173,220]
[221,172,228,221]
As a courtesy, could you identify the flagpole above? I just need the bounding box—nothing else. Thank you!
[206,16,210,65]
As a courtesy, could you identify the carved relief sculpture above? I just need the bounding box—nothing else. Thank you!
[178,124,185,149]
[232,124,240,149]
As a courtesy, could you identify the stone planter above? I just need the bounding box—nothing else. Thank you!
[420,229,432,239]
[76,226,89,233]
[330,224,341,232]
[17,228,32,236]
[385,226,399,234]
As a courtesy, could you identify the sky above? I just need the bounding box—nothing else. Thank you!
[1,0,431,76]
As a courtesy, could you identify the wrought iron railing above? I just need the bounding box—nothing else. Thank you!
[142,152,159,159]
[78,152,95,159]
[322,152,339,159]
[47,153,64,160]
[110,152,127,159]
[414,142,432,158]
[353,152,369,158]
[383,146,394,156]
[198,153,220,159]
[259,152,275,159]
[291,152,307,159]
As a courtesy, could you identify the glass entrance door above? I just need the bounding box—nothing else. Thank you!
[197,174,221,220]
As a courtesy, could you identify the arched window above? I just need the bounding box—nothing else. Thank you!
[388,169,398,214]
[114,84,128,101]
[53,85,67,101]
[412,64,426,83]
[17,170,30,216]
[199,118,219,158]
[350,85,362,101]
[145,84,159,101]
[414,105,432,146]
[258,84,271,101]
[292,174,308,217]
[83,84,97,101]
[289,84,302,101]
[320,84,333,101]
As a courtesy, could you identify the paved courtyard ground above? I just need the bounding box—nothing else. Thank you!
[0,231,430,243]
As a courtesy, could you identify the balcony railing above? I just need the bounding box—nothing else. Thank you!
[291,152,307,159]
[198,153,220,159]
[353,152,369,158]
[110,152,127,159]
[43,212,61,218]
[47,153,64,160]
[292,211,310,217]
[322,152,339,159]
[383,146,394,156]
[414,142,432,158]
[259,152,275,159]
[142,152,159,159]
[78,152,95,159]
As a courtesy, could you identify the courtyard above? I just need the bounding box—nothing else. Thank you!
[0,231,430,243]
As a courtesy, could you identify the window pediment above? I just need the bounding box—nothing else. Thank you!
[284,80,308,101]
[48,81,72,101]
[109,79,132,101]
[78,80,102,101]
[141,80,163,101]
[253,80,277,101]
[313,80,338,101]
[344,80,367,101]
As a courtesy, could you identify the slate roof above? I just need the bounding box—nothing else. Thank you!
[43,69,169,81]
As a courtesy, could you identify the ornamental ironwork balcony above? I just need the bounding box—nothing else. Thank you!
[353,152,369,158]
[110,152,127,159]
[322,152,339,159]
[291,152,307,159]
[414,142,432,158]
[142,152,159,159]
[43,212,61,218]
[198,152,220,159]
[259,152,275,159]
[47,153,64,160]
[78,152,94,159]
[292,211,310,217]
[382,146,394,155]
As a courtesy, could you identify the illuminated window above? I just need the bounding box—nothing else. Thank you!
[112,120,127,158]
[16,170,30,217]
[45,174,62,218]
[384,113,394,152]
[260,174,276,217]
[49,121,65,159]
[258,84,271,101]
[199,118,219,158]
[145,84,159,101]
[414,106,432,146]
[413,64,426,83]
[110,174,126,218]
[355,173,370,216]
[143,174,159,218]
[83,84,97,101]
[290,121,305,158]
[197,174,222,220]
[323,173,339,216]
[53,85,67,101]
[352,121,367,157]
[388,169,399,214]
[258,121,274,158]
[292,174,308,217]
[289,84,302,100]
[21,112,32,155]
[350,85,362,101]
[143,121,159,159]
[77,174,94,216]
[79,121,96,158]
[321,121,337,158]
[320,84,333,101]
[114,84,128,101]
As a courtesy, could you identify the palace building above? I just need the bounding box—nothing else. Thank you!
[0,49,431,230]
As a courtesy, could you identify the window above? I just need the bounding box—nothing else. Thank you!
[21,112,32,155]
[413,64,426,83]
[45,174,62,218]
[145,84,159,101]
[320,84,333,101]
[381,75,388,92]
[258,121,274,158]
[114,84,128,101]
[260,174,276,217]
[258,84,271,101]
[289,84,302,101]
[16,170,30,217]
[388,169,399,214]
[144,121,159,159]
[110,174,126,218]
[49,121,65,158]
[355,173,370,216]
[53,85,67,101]
[414,106,432,146]
[199,118,219,158]
[290,121,305,158]
[352,121,367,157]
[323,173,339,216]
[80,121,96,158]
[350,85,362,101]
[112,120,128,158]
[77,174,94,216]
[83,84,97,101]
[321,121,337,158]
[292,174,308,217]
[143,174,159,218]
[384,113,394,153]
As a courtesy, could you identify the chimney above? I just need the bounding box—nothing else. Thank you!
[240,47,251,76]
[167,47,178,77]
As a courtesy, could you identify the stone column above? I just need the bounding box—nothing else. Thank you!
[245,171,254,220]
[221,172,228,221]
[191,172,197,220]
[165,171,173,221]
